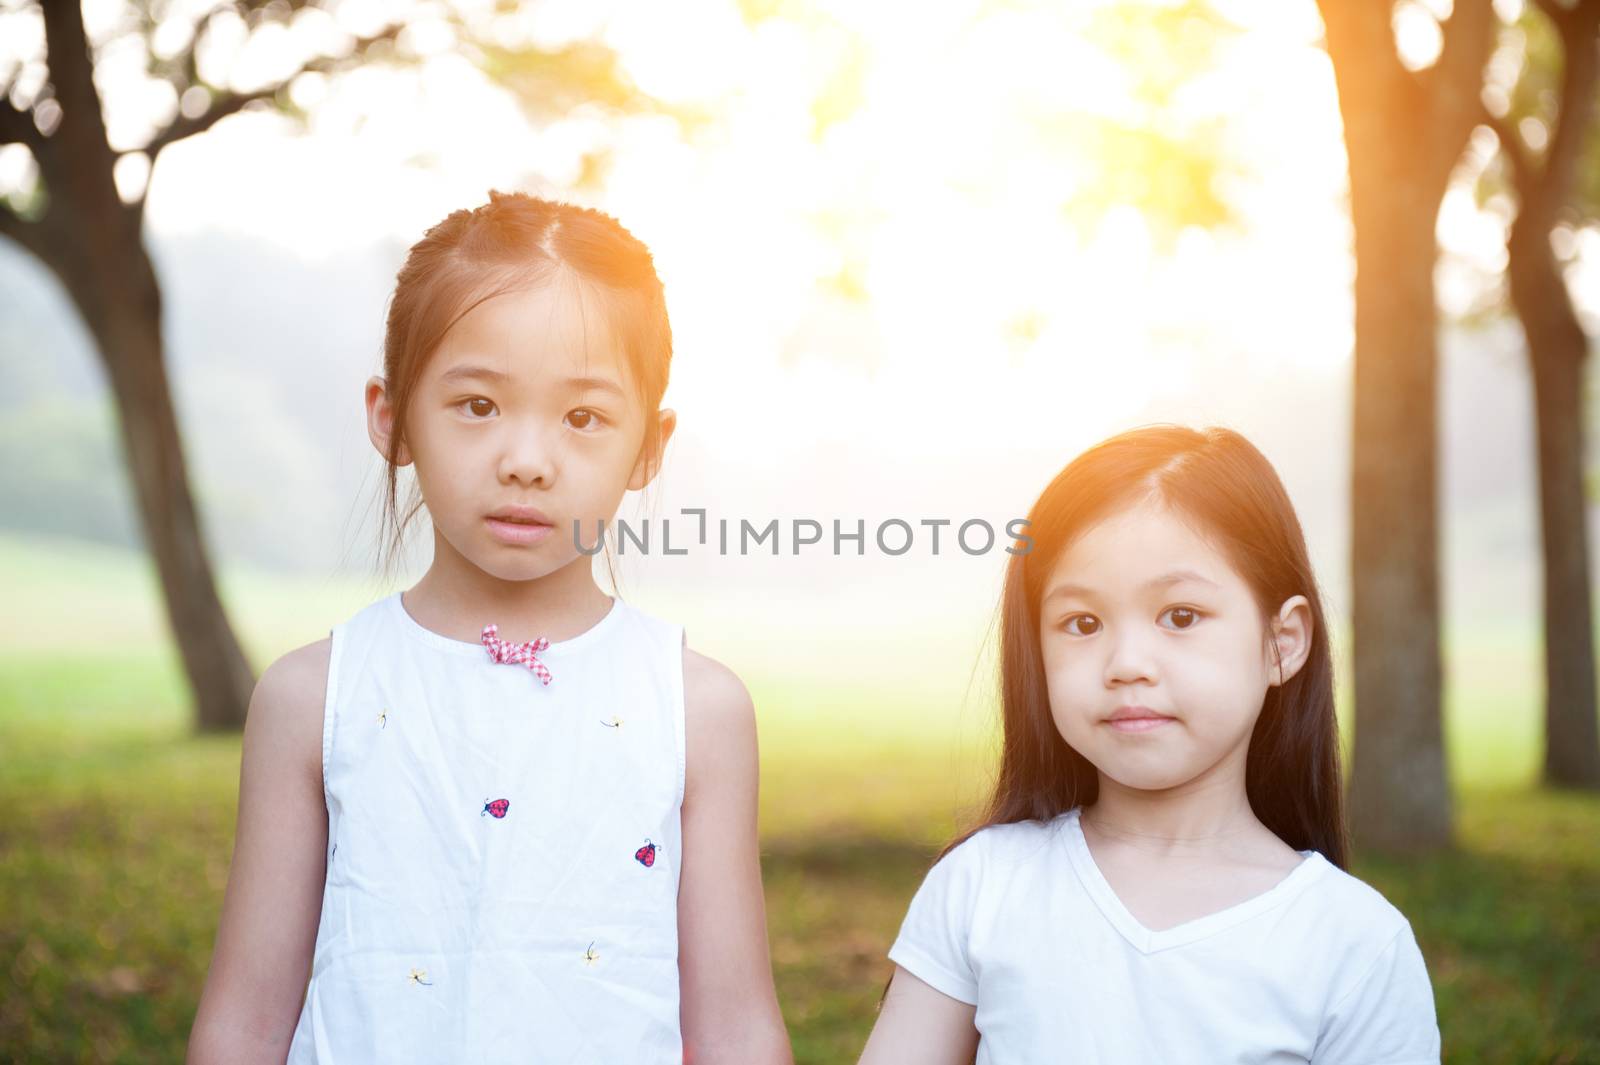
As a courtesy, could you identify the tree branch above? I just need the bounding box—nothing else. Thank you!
[0,96,43,152]
[0,197,48,262]
[1421,0,1498,183]
[1531,0,1600,207]
[1531,0,1578,39]
[1483,107,1538,201]
[1314,0,1415,157]
[143,21,406,160]
[1315,0,1408,87]
[163,4,236,96]
[40,0,122,204]
[143,85,269,158]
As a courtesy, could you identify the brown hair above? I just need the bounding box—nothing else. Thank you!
[373,191,674,579]
[954,424,1348,869]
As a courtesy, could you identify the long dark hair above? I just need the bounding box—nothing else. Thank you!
[950,424,1348,869]
[373,190,673,581]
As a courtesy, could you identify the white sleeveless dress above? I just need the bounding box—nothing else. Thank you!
[286,591,686,1064]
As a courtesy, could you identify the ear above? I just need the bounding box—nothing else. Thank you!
[1266,594,1313,687]
[627,408,677,491]
[366,375,412,467]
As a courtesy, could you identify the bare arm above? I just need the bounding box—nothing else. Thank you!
[858,967,979,1065]
[677,647,793,1065]
[187,640,331,1065]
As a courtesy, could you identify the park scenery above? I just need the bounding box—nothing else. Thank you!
[2,0,1599,1062]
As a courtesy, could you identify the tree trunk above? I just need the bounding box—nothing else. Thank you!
[72,247,256,732]
[31,0,255,732]
[1508,214,1600,789]
[1318,0,1494,853]
[1344,181,1455,852]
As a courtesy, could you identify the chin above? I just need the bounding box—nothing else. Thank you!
[460,545,566,583]
[1092,755,1207,794]
[496,557,573,583]
[1108,773,1197,793]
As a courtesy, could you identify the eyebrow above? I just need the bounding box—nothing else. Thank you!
[1043,569,1220,604]
[436,364,627,399]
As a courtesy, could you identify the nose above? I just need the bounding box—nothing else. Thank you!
[1102,623,1158,688]
[497,420,559,489]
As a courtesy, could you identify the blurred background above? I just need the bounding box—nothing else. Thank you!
[2,0,1597,1060]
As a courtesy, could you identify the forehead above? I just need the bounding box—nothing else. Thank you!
[1046,499,1239,597]
[427,277,630,390]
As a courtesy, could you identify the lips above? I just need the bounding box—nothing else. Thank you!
[1103,705,1177,733]
[1106,705,1173,722]
[485,505,556,547]
[488,505,552,526]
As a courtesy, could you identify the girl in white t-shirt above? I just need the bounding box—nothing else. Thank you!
[859,425,1441,1065]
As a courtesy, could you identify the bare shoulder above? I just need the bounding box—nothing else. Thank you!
[245,638,332,779]
[260,638,332,700]
[682,646,756,729]
[680,646,758,794]
[255,638,332,721]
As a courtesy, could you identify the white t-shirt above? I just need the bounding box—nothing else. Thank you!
[888,808,1441,1064]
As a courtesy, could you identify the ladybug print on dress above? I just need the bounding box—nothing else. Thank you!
[482,798,511,819]
[634,839,657,868]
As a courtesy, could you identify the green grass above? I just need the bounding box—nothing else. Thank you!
[2,533,1598,1063]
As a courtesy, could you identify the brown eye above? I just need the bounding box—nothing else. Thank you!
[1161,607,1200,630]
[566,408,598,430]
[464,398,495,418]
[1064,614,1101,636]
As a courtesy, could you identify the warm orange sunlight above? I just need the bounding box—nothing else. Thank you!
[13,0,1563,716]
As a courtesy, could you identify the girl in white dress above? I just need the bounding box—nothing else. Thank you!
[188,192,792,1065]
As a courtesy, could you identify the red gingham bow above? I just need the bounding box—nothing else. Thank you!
[480,624,552,686]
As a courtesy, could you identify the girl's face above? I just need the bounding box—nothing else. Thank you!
[371,278,674,583]
[1038,497,1311,795]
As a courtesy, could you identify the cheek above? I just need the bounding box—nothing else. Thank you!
[409,417,472,470]
[1041,649,1098,741]
[411,439,484,510]
[414,466,468,524]
[567,436,635,487]
[1172,635,1272,727]
[577,422,647,476]
[594,432,643,470]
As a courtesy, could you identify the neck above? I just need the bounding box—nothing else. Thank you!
[404,528,614,644]
[1085,748,1259,850]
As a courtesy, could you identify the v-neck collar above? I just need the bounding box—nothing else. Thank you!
[1061,807,1328,955]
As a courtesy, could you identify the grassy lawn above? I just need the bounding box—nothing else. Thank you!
[1,535,1597,1063]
